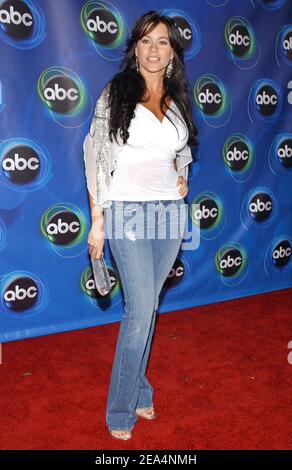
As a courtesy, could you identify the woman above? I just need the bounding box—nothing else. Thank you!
[83,10,198,440]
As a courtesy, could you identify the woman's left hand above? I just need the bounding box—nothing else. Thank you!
[176,176,188,198]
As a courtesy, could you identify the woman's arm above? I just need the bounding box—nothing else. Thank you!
[83,82,112,208]
[87,191,105,261]
[176,176,188,198]
[88,192,104,223]
[83,84,112,260]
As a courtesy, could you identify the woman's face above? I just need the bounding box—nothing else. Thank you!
[135,22,174,75]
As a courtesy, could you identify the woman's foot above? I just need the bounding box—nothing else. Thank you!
[135,405,156,420]
[109,429,132,440]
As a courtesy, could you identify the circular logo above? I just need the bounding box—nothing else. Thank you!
[3,276,38,311]
[42,76,80,114]
[0,0,33,40]
[224,139,250,171]
[197,82,223,115]
[192,197,220,229]
[46,211,81,245]
[277,138,292,168]
[272,240,292,268]
[163,258,185,289]
[2,145,40,183]
[216,248,244,277]
[256,85,279,116]
[248,193,273,222]
[226,23,252,57]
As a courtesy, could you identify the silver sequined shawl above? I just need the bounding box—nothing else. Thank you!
[83,83,193,208]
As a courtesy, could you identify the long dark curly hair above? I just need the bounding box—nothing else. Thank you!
[105,10,199,150]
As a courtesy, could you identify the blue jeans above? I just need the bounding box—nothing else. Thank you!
[103,199,186,432]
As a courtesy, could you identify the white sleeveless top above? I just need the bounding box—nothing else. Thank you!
[109,100,189,201]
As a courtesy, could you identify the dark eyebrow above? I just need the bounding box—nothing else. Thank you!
[142,35,169,40]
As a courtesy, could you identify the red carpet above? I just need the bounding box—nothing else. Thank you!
[1,288,291,450]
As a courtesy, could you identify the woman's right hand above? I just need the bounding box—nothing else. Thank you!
[87,218,105,261]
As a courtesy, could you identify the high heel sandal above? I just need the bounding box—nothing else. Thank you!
[135,405,156,420]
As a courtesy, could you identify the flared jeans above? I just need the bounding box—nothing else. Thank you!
[103,198,186,432]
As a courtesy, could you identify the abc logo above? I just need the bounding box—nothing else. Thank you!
[4,277,38,311]
[171,16,193,48]
[283,34,292,52]
[217,248,243,277]
[197,82,223,115]
[224,140,250,171]
[272,240,291,268]
[163,258,185,289]
[256,85,278,116]
[192,198,219,229]
[0,2,33,40]
[277,139,292,168]
[248,193,273,222]
[2,145,40,184]
[85,8,118,45]
[46,211,81,245]
[228,25,251,57]
[43,76,80,113]
[229,30,249,46]
[85,267,117,297]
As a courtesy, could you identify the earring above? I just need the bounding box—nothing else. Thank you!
[136,56,140,73]
[166,58,173,78]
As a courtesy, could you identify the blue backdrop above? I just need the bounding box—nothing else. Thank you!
[0,0,291,343]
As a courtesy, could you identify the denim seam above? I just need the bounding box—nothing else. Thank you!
[135,308,155,407]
